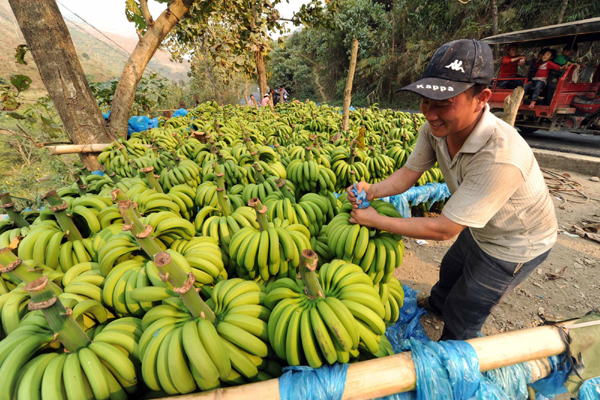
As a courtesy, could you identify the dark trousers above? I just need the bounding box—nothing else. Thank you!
[429,229,551,341]
[523,80,546,101]
[497,78,523,90]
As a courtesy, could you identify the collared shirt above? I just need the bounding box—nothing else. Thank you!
[404,104,557,262]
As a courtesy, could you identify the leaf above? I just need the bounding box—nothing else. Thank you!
[14,44,29,65]
[6,111,26,120]
[10,75,32,93]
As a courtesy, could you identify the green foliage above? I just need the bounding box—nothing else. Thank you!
[89,73,170,115]
[277,0,600,108]
[0,75,75,202]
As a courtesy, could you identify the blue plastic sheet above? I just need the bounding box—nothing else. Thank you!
[91,170,104,176]
[351,183,370,209]
[579,376,600,400]
[382,183,450,218]
[529,355,570,398]
[279,364,349,400]
[385,285,429,353]
[173,108,188,117]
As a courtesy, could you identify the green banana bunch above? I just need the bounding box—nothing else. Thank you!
[286,158,335,196]
[194,182,245,210]
[168,184,197,220]
[159,159,203,190]
[228,206,311,281]
[195,206,259,255]
[375,277,405,326]
[264,258,387,368]
[326,219,403,285]
[139,278,270,394]
[365,153,396,183]
[264,191,331,237]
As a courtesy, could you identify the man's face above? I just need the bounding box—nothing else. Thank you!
[420,90,489,138]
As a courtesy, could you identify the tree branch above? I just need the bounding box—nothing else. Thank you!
[139,0,154,26]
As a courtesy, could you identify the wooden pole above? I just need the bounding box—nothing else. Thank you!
[45,143,111,155]
[342,38,360,132]
[163,325,566,400]
[502,86,525,127]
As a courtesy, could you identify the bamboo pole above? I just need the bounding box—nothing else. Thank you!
[45,143,111,155]
[502,86,525,127]
[163,325,566,400]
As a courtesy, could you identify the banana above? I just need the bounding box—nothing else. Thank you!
[78,346,111,400]
[167,327,197,394]
[62,353,88,400]
[41,352,68,400]
[197,317,231,380]
[181,320,220,382]
[300,308,323,369]
[316,299,353,352]
[156,329,179,395]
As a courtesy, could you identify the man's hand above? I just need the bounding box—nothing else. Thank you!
[346,181,372,209]
[349,206,381,228]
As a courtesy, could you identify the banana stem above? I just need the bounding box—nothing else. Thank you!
[248,198,270,231]
[213,163,232,216]
[275,179,296,204]
[105,169,121,183]
[154,252,214,321]
[42,190,84,242]
[141,167,164,193]
[110,189,142,218]
[0,248,42,283]
[0,193,29,228]
[305,147,313,162]
[252,163,266,184]
[300,249,324,299]
[24,276,91,352]
[118,200,163,258]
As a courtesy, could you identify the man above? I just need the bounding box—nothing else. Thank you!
[347,39,557,341]
[279,86,290,103]
[247,94,258,108]
[497,44,526,89]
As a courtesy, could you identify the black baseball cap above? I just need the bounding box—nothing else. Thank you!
[397,39,493,100]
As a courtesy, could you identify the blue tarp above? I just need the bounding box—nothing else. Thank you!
[101,111,159,137]
[382,183,451,218]
[173,108,188,117]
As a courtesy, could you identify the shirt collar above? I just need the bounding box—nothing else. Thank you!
[456,103,495,154]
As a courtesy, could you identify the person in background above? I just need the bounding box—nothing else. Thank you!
[544,43,579,105]
[279,86,290,103]
[522,48,561,108]
[527,50,545,80]
[247,94,257,107]
[261,93,270,107]
[179,101,187,109]
[271,88,280,106]
[497,44,527,89]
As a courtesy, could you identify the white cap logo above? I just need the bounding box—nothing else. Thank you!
[445,60,465,73]
[416,84,454,92]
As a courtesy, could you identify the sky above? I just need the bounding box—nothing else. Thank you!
[56,0,311,39]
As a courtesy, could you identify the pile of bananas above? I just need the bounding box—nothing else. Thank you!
[0,101,444,399]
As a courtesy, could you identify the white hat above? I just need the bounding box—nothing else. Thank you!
[263,94,269,97]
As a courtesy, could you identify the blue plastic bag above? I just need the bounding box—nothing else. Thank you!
[279,364,349,400]
[529,355,570,398]
[91,170,104,176]
[147,117,159,129]
[385,285,428,352]
[579,376,600,400]
[173,108,188,117]
[352,183,370,209]
[128,116,150,133]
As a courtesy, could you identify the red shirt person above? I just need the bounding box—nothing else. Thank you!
[497,45,526,89]
[523,49,561,108]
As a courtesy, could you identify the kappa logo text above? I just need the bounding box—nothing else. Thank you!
[445,60,465,73]
[416,84,454,92]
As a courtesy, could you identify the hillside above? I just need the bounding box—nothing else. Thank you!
[0,0,189,92]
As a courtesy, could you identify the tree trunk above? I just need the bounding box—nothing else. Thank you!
[244,76,249,105]
[491,0,499,57]
[342,38,359,132]
[8,0,115,170]
[108,0,193,137]
[254,49,268,99]
[557,0,569,24]
[388,7,396,104]
[197,38,224,105]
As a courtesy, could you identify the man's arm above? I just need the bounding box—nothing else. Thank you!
[370,166,423,199]
[349,207,465,241]
[346,166,423,206]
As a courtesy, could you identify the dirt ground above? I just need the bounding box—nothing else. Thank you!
[393,169,600,341]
